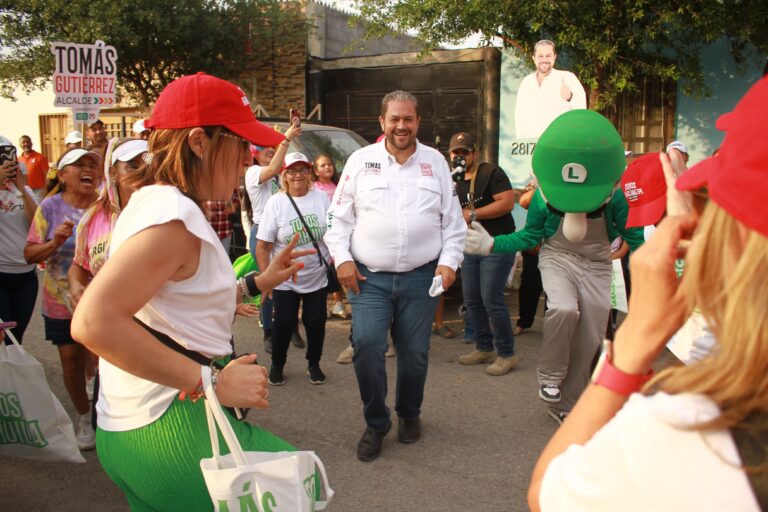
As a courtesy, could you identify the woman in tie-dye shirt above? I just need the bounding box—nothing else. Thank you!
[24,147,100,451]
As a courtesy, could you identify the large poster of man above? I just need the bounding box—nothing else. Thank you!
[499,40,587,193]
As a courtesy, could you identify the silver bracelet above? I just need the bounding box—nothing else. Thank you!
[210,365,221,390]
[237,277,250,299]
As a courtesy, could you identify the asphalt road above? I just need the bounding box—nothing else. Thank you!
[1,277,556,512]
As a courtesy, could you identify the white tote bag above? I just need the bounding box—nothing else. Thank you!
[200,366,334,511]
[0,321,85,463]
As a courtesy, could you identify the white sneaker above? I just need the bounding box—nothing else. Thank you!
[337,345,354,364]
[86,376,95,401]
[76,415,96,451]
[331,301,347,319]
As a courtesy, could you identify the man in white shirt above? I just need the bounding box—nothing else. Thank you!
[325,90,466,462]
[514,40,587,139]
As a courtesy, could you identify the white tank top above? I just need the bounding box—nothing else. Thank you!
[97,185,236,431]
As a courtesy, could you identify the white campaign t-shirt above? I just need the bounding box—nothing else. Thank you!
[256,189,330,293]
[97,185,237,431]
[540,392,759,511]
[244,164,280,225]
[0,187,36,273]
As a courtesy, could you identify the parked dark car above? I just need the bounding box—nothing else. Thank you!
[229,122,369,258]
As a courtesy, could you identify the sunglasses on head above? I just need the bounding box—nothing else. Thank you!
[219,130,250,152]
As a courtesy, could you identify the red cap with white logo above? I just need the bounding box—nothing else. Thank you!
[145,72,284,148]
[621,152,667,228]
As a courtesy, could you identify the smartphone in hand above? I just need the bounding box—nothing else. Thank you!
[0,145,16,165]
[0,145,18,180]
[289,108,301,127]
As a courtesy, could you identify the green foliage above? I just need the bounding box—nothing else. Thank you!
[352,0,768,109]
[0,0,306,106]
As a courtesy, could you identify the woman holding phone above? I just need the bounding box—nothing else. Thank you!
[24,147,100,450]
[0,135,38,344]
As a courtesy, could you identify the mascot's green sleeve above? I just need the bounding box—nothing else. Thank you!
[491,189,645,254]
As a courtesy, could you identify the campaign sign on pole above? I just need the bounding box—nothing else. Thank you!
[50,40,118,124]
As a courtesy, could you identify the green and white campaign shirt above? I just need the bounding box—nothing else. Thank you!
[256,188,330,294]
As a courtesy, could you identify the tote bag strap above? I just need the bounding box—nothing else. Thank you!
[306,451,335,510]
[286,193,333,273]
[202,366,249,466]
[0,317,21,347]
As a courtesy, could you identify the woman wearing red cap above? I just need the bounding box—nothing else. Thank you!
[529,77,768,511]
[72,73,312,511]
[256,152,332,386]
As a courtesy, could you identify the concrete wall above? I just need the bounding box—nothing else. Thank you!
[0,88,66,156]
[307,1,421,59]
[674,38,765,166]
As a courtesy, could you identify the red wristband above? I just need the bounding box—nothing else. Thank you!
[179,377,205,402]
[592,340,654,395]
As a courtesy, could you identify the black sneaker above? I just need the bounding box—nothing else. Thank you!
[307,365,326,385]
[547,410,569,425]
[263,329,273,354]
[539,384,561,403]
[291,328,305,349]
[268,366,285,386]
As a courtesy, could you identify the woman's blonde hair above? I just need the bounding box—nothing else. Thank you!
[279,166,313,194]
[124,126,229,206]
[647,202,768,430]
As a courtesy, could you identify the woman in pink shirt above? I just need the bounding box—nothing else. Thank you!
[69,138,148,301]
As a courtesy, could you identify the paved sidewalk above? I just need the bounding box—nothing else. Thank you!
[2,284,555,511]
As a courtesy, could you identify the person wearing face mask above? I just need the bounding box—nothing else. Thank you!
[24,147,101,450]
[449,132,519,376]
[244,122,303,353]
[514,40,587,139]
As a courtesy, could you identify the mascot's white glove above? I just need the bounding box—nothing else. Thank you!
[464,221,494,256]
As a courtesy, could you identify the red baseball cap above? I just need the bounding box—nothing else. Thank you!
[621,152,667,227]
[676,76,768,238]
[145,73,284,148]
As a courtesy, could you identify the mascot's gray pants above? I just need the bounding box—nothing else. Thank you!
[537,218,612,414]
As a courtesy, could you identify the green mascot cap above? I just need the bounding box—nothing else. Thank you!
[531,109,626,241]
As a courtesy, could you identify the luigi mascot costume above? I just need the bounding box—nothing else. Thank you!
[465,109,644,423]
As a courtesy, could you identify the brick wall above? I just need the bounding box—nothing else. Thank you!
[236,5,308,119]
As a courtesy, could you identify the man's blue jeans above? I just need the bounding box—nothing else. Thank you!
[461,252,516,357]
[348,261,439,431]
